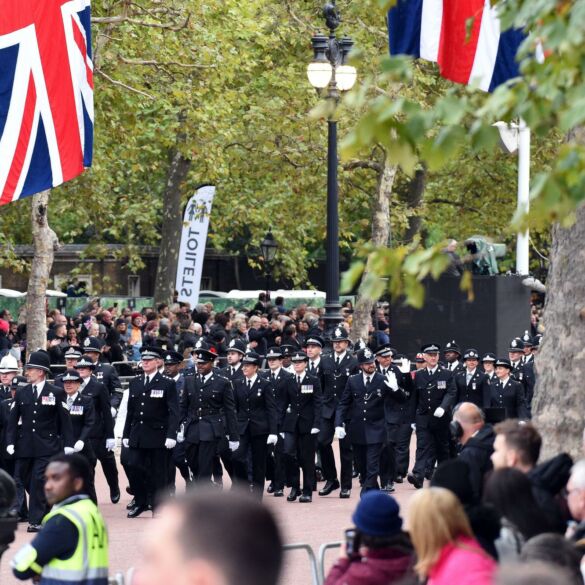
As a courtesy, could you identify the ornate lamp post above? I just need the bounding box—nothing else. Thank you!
[260,230,278,301]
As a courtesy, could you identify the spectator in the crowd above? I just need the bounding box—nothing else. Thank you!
[281,323,301,349]
[496,562,576,585]
[491,420,570,533]
[567,459,585,548]
[132,490,282,585]
[0,320,12,359]
[324,491,415,585]
[408,487,497,585]
[128,312,143,361]
[230,318,248,344]
[451,402,495,499]
[248,315,270,357]
[431,459,501,559]
[521,534,584,585]
[443,239,464,277]
[483,468,554,561]
[274,296,286,314]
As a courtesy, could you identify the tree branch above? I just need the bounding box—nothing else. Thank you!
[343,160,382,172]
[119,57,215,69]
[95,69,154,99]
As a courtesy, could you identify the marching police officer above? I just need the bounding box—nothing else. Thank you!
[53,346,83,387]
[408,343,457,489]
[223,339,247,382]
[232,351,278,499]
[488,358,530,420]
[454,349,491,408]
[281,350,322,503]
[318,327,358,498]
[6,351,74,532]
[75,355,118,503]
[61,369,97,502]
[122,346,179,518]
[482,353,497,385]
[335,348,402,495]
[0,355,20,401]
[444,340,464,374]
[508,337,534,416]
[179,345,239,485]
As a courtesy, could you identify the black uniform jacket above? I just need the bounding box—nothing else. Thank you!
[413,366,457,428]
[489,378,530,420]
[180,372,238,443]
[281,372,323,434]
[68,393,96,444]
[7,382,74,458]
[123,372,179,449]
[322,353,359,420]
[233,376,278,436]
[376,364,414,425]
[94,363,123,410]
[260,368,297,432]
[80,377,114,440]
[454,369,491,408]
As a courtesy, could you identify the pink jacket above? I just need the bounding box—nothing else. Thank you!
[428,536,497,585]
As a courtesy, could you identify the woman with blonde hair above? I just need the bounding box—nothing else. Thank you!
[408,487,497,585]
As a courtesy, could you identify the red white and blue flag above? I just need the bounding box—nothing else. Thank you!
[388,0,524,92]
[0,0,93,206]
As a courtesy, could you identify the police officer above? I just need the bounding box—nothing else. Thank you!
[122,346,179,518]
[375,346,413,492]
[232,351,278,499]
[521,331,535,364]
[335,348,400,495]
[75,356,118,503]
[488,358,530,420]
[179,346,239,485]
[281,350,322,503]
[6,351,74,532]
[454,349,491,408]
[444,340,464,374]
[318,327,357,498]
[482,353,497,385]
[508,337,534,415]
[53,346,83,387]
[0,355,20,400]
[61,369,97,502]
[408,343,457,489]
[262,347,297,497]
[223,339,247,382]
[280,345,296,374]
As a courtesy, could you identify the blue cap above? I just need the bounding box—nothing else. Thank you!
[352,491,403,537]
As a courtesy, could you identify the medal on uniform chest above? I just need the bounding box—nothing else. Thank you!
[472,382,476,390]
[438,381,446,390]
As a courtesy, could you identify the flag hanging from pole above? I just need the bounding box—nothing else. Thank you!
[0,0,93,206]
[388,0,525,92]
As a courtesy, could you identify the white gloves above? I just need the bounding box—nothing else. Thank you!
[267,434,278,445]
[165,438,176,449]
[177,431,185,443]
[335,427,346,440]
[6,445,14,456]
[384,371,399,391]
[122,438,129,448]
[64,447,75,455]
[110,407,117,418]
[73,440,84,453]
[411,423,416,431]
[433,407,445,418]
[397,359,411,374]
[279,432,285,439]
[310,428,320,435]
[229,441,240,452]
[105,438,116,451]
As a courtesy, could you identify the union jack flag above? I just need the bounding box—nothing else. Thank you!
[0,0,93,206]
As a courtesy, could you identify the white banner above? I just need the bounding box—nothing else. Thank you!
[175,185,215,306]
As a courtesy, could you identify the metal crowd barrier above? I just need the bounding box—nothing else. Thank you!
[282,543,321,585]
[318,541,342,583]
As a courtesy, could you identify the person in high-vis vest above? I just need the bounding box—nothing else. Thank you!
[10,453,108,584]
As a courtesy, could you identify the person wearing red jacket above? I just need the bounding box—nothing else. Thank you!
[324,491,415,585]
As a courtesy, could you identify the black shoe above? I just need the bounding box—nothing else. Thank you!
[127,505,150,518]
[27,524,42,533]
[352,468,359,478]
[299,494,312,503]
[267,483,275,494]
[394,475,404,484]
[315,467,324,482]
[273,489,284,497]
[126,498,136,510]
[125,486,134,496]
[339,489,351,499]
[287,488,300,502]
[382,482,396,493]
[110,487,121,504]
[407,473,423,489]
[318,479,340,496]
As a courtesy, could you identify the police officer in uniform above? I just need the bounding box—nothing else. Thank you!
[6,351,74,532]
[232,352,278,499]
[0,355,20,400]
[61,369,97,502]
[454,349,491,408]
[280,345,296,374]
[508,337,534,416]
[281,350,322,503]
[122,346,179,518]
[318,327,358,498]
[74,355,118,503]
[179,346,239,485]
[223,339,247,382]
[408,343,456,489]
[53,346,83,387]
[488,358,530,420]
[335,348,401,495]
[482,353,497,385]
[444,340,464,374]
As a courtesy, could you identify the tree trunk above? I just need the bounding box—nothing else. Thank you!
[351,156,398,341]
[153,148,192,305]
[533,126,585,459]
[26,190,59,357]
[402,167,426,244]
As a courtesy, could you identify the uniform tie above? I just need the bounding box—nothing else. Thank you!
[271,372,275,382]
[33,385,38,399]
[297,376,301,385]
[247,379,252,391]
[199,374,204,384]
[67,395,74,407]
[230,367,234,377]
[466,372,472,385]
[366,376,371,386]
[335,356,340,367]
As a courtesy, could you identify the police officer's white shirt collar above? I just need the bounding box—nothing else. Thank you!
[245,374,258,386]
[67,391,79,402]
[310,357,321,369]
[449,361,460,370]
[296,371,307,383]
[362,371,375,384]
[79,377,90,389]
[500,375,510,386]
[511,360,521,368]
[201,371,213,383]
[334,351,347,362]
[33,380,45,395]
[270,367,281,379]
[173,373,181,382]
[145,372,158,385]
[466,368,476,376]
[427,366,438,375]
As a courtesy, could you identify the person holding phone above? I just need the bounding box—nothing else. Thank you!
[324,491,415,585]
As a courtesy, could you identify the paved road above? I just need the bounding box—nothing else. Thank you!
[1,444,419,584]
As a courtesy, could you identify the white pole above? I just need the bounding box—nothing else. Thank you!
[516,118,530,275]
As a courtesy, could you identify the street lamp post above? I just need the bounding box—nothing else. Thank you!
[260,230,278,302]
[307,2,357,336]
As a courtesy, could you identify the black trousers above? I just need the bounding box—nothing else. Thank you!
[90,437,119,492]
[353,443,383,491]
[318,417,353,489]
[379,422,413,485]
[284,432,316,496]
[15,456,51,525]
[233,433,268,499]
[212,438,234,483]
[412,423,450,478]
[269,435,292,490]
[125,447,169,508]
[186,440,218,484]
[170,442,191,488]
[79,446,97,503]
